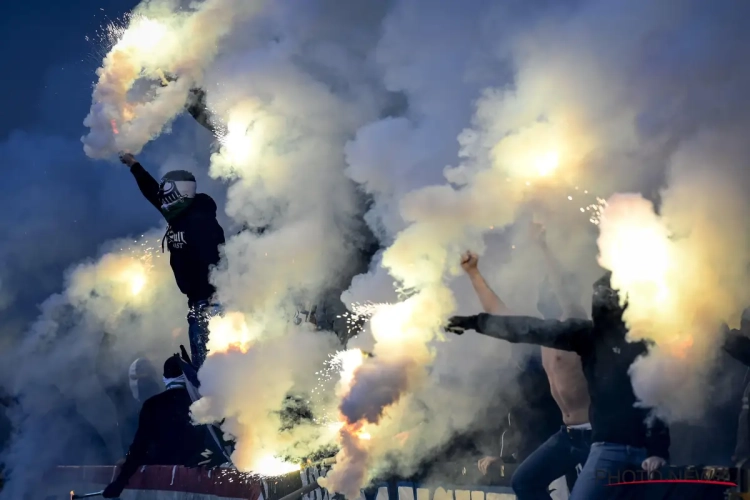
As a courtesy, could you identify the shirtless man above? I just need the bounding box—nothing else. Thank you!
[462,226,591,500]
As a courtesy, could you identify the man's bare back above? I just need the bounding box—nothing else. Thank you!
[541,347,590,425]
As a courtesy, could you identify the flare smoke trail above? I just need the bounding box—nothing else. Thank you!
[82,0,267,158]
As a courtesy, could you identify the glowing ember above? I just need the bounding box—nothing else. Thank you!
[110,119,119,135]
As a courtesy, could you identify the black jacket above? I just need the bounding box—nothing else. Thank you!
[472,314,671,459]
[723,328,750,463]
[113,387,211,486]
[130,163,225,304]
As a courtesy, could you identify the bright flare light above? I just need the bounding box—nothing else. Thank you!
[533,151,560,177]
[119,16,168,53]
[116,261,148,297]
[334,349,365,395]
[206,312,259,354]
[129,272,147,296]
[219,120,254,166]
[597,194,673,305]
[252,454,300,477]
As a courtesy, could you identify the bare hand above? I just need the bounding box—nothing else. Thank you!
[119,153,137,167]
[641,456,666,473]
[460,251,479,274]
[478,456,498,475]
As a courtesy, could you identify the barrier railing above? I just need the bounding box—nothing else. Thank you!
[41,464,742,500]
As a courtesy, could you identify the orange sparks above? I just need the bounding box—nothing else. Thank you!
[110,119,119,135]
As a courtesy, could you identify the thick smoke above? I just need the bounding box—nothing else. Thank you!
[82,0,268,158]
[598,132,750,423]
[6,0,750,496]
[0,230,184,498]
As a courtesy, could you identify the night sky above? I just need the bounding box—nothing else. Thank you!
[0,0,218,329]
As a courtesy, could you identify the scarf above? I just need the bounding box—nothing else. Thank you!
[164,374,187,390]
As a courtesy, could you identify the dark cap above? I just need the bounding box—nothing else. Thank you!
[163,355,183,378]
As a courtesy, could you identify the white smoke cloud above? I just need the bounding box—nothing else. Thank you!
[7,0,750,496]
[82,0,268,159]
[598,130,750,423]
[0,230,184,498]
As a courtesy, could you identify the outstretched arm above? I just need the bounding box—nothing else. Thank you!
[460,251,509,314]
[107,400,155,494]
[448,313,593,353]
[120,154,161,213]
[531,224,587,319]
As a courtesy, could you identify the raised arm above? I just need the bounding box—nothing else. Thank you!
[530,223,587,320]
[447,313,593,353]
[120,153,161,213]
[460,251,509,314]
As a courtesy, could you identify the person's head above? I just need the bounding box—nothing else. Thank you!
[128,358,160,402]
[158,170,196,218]
[162,355,186,390]
[591,271,626,325]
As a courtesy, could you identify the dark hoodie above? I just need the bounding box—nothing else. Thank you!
[129,163,225,304]
[468,313,671,459]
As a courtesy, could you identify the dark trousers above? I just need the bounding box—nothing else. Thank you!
[186,302,222,369]
[511,426,591,500]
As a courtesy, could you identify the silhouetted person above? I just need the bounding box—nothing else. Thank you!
[102,356,217,498]
[447,272,670,500]
[120,153,225,368]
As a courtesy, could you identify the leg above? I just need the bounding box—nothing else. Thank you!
[187,314,210,369]
[564,433,592,493]
[569,443,647,500]
[511,428,582,500]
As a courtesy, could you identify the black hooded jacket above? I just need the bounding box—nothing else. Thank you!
[113,386,212,487]
[467,314,671,459]
[129,163,225,304]
[723,328,750,463]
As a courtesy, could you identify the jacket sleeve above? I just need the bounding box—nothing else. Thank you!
[129,163,162,213]
[645,417,671,460]
[723,328,750,367]
[193,198,225,270]
[114,400,155,486]
[476,313,593,354]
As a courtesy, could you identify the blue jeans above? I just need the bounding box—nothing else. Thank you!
[512,426,591,500]
[187,302,222,369]
[570,442,647,500]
